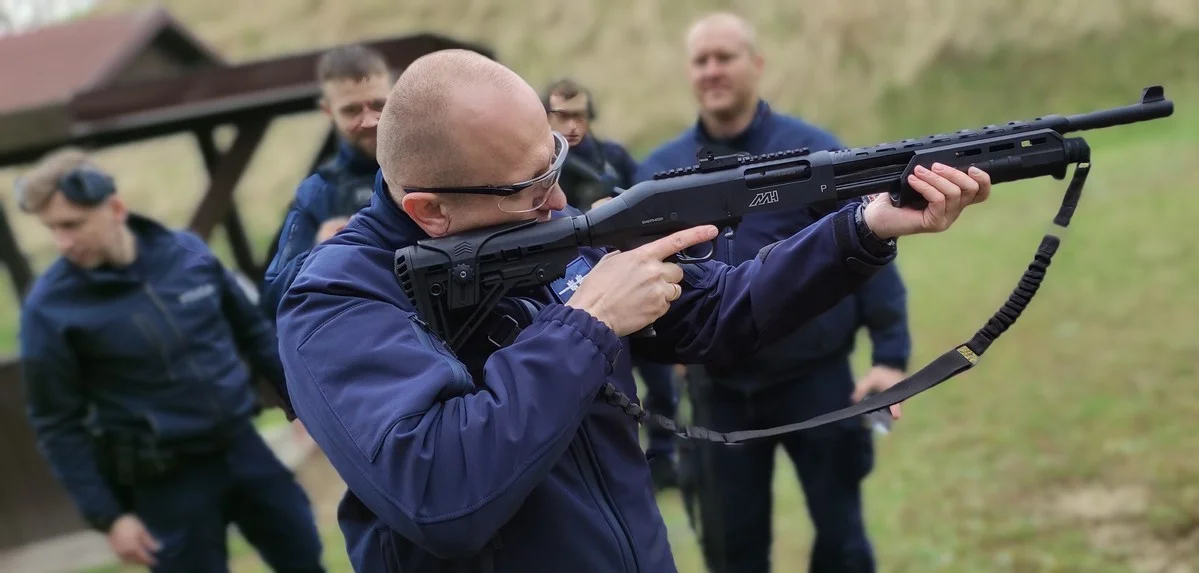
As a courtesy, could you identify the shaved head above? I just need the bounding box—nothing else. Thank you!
[376,48,566,236]
[684,12,765,134]
[686,11,758,56]
[378,49,549,193]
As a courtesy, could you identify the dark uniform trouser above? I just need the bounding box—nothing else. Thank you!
[632,354,678,457]
[684,357,875,573]
[129,424,325,573]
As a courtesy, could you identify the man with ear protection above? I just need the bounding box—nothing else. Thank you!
[542,77,684,491]
[15,148,325,572]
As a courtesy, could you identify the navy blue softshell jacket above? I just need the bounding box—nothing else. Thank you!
[636,100,911,389]
[260,140,379,322]
[19,214,285,531]
[274,167,898,572]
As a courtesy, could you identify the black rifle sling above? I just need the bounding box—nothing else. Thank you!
[601,159,1091,445]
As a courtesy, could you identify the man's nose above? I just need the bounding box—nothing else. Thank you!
[54,233,75,253]
[360,110,381,129]
[544,185,568,211]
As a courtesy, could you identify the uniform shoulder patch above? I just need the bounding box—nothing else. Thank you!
[550,256,595,304]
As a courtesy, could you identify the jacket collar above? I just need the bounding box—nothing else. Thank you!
[571,134,605,165]
[691,99,774,151]
[360,170,430,246]
[67,213,175,286]
[333,139,381,175]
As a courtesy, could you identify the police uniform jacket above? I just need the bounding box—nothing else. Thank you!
[19,213,286,532]
[273,169,898,573]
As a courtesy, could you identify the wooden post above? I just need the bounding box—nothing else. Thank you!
[0,201,33,303]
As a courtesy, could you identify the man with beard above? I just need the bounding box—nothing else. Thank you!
[542,77,683,490]
[260,44,392,324]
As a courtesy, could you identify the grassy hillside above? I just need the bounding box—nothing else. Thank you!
[1,0,1196,571]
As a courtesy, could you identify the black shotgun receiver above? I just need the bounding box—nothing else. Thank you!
[395,86,1173,354]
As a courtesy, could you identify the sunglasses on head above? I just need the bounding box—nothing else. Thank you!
[15,166,116,212]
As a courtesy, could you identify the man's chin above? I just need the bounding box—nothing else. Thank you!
[66,256,99,269]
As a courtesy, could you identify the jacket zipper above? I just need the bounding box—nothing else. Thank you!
[573,424,639,573]
[130,314,173,436]
[143,284,226,428]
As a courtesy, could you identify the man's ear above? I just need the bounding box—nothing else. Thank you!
[108,195,128,222]
[318,95,332,120]
[399,192,453,237]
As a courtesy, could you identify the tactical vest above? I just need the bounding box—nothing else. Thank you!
[316,159,377,219]
[559,151,623,212]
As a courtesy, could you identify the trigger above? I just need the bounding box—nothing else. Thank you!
[723,227,735,240]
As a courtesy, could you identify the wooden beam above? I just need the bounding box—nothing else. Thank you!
[69,34,495,124]
[186,120,268,240]
[0,202,33,303]
[194,128,259,280]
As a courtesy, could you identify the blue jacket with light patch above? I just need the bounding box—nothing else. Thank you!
[260,140,379,322]
[274,169,897,572]
[19,214,285,531]
[636,100,911,390]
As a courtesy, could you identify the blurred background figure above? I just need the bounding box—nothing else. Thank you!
[635,12,911,573]
[14,149,325,572]
[260,44,392,323]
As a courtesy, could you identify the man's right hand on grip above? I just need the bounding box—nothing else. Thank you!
[566,225,720,336]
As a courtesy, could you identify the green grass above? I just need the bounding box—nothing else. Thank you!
[0,0,1189,571]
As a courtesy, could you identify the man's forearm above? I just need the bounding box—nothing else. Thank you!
[640,202,896,366]
[39,431,126,531]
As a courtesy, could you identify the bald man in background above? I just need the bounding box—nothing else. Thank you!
[273,47,987,572]
[637,12,913,573]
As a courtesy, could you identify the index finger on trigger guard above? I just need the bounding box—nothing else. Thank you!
[642,225,719,261]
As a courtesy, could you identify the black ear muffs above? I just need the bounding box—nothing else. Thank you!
[58,168,116,206]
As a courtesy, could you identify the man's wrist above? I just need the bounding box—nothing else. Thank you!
[88,512,122,534]
[855,201,897,255]
[873,360,908,372]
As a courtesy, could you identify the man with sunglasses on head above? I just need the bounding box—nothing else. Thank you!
[15,149,325,572]
[274,48,990,573]
[541,76,683,492]
[260,44,392,325]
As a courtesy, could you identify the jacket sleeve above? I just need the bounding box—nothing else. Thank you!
[217,260,295,418]
[633,201,897,367]
[260,178,327,321]
[278,275,623,559]
[855,262,911,371]
[19,306,125,532]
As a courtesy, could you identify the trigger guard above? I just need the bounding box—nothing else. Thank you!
[674,240,715,264]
